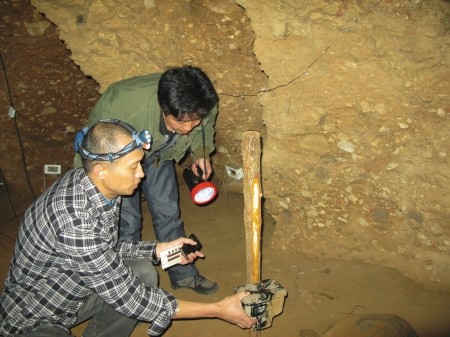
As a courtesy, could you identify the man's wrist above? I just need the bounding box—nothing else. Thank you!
[152,242,160,262]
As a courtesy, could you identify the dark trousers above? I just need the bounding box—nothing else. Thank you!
[18,259,158,337]
[118,157,198,283]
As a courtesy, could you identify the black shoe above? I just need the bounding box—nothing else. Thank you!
[171,274,219,295]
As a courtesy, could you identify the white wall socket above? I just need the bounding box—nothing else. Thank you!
[44,164,61,175]
[225,166,244,180]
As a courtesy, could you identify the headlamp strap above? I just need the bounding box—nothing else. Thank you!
[74,119,152,162]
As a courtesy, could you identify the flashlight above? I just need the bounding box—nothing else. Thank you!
[183,165,218,205]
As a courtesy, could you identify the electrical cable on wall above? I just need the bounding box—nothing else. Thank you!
[0,52,37,200]
[0,168,20,226]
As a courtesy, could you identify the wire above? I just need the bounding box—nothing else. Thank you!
[0,168,20,225]
[0,52,37,200]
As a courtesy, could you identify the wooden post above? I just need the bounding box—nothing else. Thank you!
[242,131,262,284]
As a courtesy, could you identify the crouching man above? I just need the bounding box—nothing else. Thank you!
[0,119,255,337]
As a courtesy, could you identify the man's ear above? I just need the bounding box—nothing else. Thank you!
[92,163,107,180]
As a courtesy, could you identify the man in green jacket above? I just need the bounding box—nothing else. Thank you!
[75,65,219,294]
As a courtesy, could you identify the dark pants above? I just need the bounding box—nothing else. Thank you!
[119,157,198,283]
[18,259,158,337]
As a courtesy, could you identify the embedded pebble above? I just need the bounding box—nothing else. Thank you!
[386,162,399,171]
[41,106,57,116]
[436,108,446,118]
[337,140,355,153]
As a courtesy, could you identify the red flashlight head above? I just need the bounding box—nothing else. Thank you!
[190,181,218,205]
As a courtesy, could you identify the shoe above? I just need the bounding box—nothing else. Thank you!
[171,274,219,295]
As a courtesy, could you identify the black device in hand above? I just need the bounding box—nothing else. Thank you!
[181,234,202,257]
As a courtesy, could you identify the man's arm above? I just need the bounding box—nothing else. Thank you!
[174,292,256,329]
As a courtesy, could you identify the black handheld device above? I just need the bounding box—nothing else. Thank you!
[181,234,202,257]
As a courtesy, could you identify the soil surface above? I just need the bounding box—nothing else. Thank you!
[1,2,450,337]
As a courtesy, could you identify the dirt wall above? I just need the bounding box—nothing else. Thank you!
[30,0,450,291]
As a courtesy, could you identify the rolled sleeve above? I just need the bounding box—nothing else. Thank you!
[58,222,179,327]
[147,290,179,336]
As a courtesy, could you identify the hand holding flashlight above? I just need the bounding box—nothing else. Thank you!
[192,158,212,180]
[183,164,218,205]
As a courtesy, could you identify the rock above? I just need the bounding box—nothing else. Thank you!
[436,108,446,118]
[407,210,423,224]
[386,163,399,171]
[65,125,76,133]
[321,314,419,337]
[337,140,355,153]
[41,106,57,116]
[216,145,229,154]
[374,103,387,115]
[24,20,50,36]
[357,218,369,227]
[300,134,330,154]
[372,208,389,224]
[358,101,372,114]
[143,0,155,9]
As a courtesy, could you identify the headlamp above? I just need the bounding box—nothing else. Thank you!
[74,119,152,162]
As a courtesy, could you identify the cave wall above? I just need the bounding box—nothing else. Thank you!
[30,0,450,291]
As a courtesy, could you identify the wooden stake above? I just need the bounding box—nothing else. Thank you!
[242,131,262,284]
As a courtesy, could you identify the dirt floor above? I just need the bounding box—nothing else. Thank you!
[1,1,450,337]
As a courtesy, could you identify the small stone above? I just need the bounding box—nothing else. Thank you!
[24,20,50,36]
[372,208,389,224]
[422,259,433,271]
[359,101,372,113]
[41,106,57,116]
[337,140,355,153]
[279,200,288,209]
[357,218,369,227]
[307,210,319,218]
[372,239,384,251]
[143,0,155,8]
[348,194,358,203]
[50,132,64,141]
[338,217,348,223]
[386,162,399,171]
[216,145,228,154]
[374,103,387,115]
[301,190,313,198]
[232,130,243,141]
[407,210,424,224]
[65,125,76,133]
[436,108,446,118]
[337,132,350,140]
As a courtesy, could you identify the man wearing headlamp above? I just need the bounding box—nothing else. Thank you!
[74,65,219,295]
[0,120,256,337]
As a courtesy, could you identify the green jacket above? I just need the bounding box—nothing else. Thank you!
[74,73,217,167]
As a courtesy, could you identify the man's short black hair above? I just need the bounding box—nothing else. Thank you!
[158,65,219,121]
[82,122,132,172]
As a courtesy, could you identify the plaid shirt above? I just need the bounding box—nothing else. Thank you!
[0,168,178,336]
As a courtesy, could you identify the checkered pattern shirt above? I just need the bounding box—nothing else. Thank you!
[0,168,178,336]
